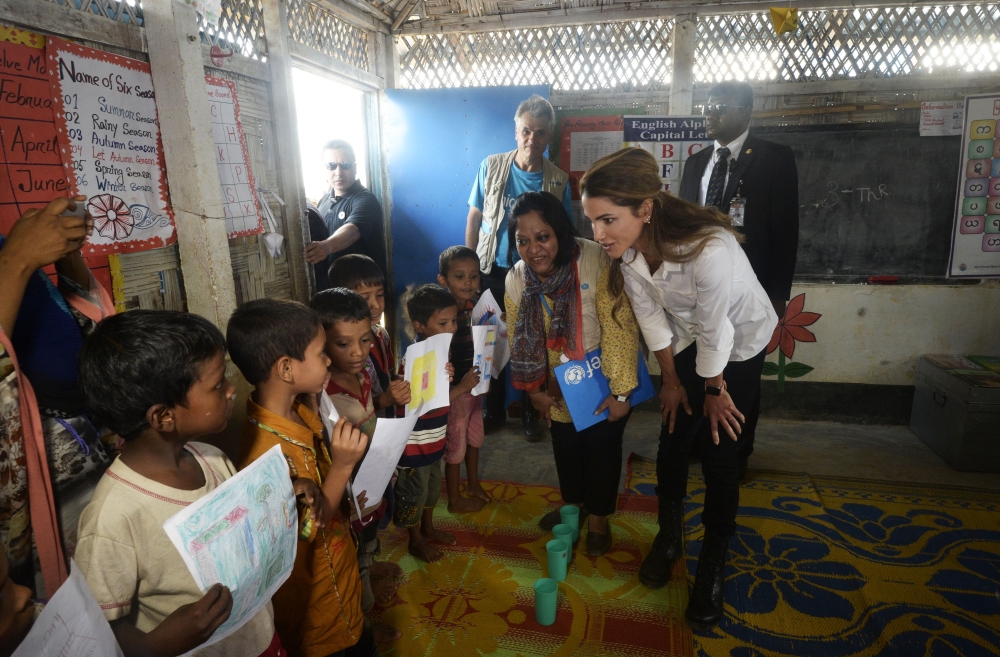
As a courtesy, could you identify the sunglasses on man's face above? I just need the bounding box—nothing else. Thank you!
[702,104,749,116]
[325,161,355,171]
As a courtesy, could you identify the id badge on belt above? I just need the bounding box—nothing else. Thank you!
[729,196,746,227]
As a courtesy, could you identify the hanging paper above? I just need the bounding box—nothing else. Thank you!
[623,116,712,194]
[46,36,176,255]
[770,7,799,35]
[205,76,264,237]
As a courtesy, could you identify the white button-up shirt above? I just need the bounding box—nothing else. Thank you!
[698,129,750,206]
[621,230,778,379]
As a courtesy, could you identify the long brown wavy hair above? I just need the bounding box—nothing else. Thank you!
[579,147,743,301]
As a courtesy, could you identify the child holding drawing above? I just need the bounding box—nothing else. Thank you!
[227,299,374,657]
[394,285,480,562]
[309,287,403,644]
[436,246,491,513]
[74,310,281,657]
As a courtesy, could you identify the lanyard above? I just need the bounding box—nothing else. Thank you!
[247,417,330,485]
[539,294,553,317]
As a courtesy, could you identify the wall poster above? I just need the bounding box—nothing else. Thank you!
[947,93,1000,278]
[46,36,175,255]
[558,115,623,236]
[623,116,712,193]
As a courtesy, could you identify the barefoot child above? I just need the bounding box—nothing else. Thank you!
[76,310,280,657]
[227,299,373,657]
[436,246,491,512]
[309,288,403,644]
[395,285,480,562]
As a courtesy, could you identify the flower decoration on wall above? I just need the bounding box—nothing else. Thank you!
[88,194,134,240]
[763,293,821,391]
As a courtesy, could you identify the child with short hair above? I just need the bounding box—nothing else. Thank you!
[75,310,280,657]
[227,299,372,657]
[328,255,410,416]
[395,285,480,562]
[309,287,402,644]
[437,246,491,513]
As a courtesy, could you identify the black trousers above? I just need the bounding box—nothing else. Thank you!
[656,345,766,537]
[481,265,509,419]
[550,410,632,517]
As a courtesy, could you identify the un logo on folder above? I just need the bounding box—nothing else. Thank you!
[564,365,586,385]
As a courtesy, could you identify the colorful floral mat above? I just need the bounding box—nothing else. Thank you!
[373,480,694,656]
[624,453,1000,657]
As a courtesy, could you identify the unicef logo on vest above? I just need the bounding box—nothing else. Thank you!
[563,365,586,385]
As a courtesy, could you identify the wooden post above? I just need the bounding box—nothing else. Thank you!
[670,17,697,115]
[143,0,237,327]
[262,0,313,301]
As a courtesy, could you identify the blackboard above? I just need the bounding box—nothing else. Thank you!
[755,124,961,280]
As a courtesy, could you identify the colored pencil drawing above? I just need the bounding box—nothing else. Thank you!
[163,445,296,649]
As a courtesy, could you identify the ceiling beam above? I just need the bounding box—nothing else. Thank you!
[319,0,394,26]
[396,0,943,35]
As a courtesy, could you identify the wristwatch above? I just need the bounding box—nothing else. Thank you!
[614,393,630,403]
[704,383,724,396]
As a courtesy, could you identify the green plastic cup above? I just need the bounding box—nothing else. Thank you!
[560,505,580,541]
[547,538,568,581]
[534,577,558,626]
[553,523,575,561]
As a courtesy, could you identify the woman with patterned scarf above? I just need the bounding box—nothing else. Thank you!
[504,191,640,557]
[0,197,116,598]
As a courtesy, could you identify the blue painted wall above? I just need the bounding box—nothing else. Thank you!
[384,85,549,345]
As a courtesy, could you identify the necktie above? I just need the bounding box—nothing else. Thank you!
[705,146,731,209]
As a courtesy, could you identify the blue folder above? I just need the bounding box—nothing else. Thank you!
[553,348,656,432]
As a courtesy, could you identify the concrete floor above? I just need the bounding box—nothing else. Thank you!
[477,411,1000,492]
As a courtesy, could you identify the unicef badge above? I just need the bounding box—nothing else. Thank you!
[564,365,586,385]
[338,211,346,220]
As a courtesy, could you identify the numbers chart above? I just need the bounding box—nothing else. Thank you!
[949,93,1000,278]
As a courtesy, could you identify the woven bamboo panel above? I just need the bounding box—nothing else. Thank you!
[199,0,268,59]
[287,0,370,72]
[45,0,143,25]
[696,5,1000,83]
[399,19,674,90]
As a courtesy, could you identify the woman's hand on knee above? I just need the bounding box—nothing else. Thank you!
[703,390,745,444]
[659,380,692,433]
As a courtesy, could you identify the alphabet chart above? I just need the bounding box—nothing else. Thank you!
[948,93,1000,278]
[46,36,175,255]
[623,116,712,193]
[205,76,263,238]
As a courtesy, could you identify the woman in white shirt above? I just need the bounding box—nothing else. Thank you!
[579,147,777,632]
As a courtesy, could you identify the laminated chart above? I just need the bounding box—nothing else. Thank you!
[163,445,296,650]
[46,36,175,255]
[948,93,1000,278]
[623,116,712,193]
[205,76,264,238]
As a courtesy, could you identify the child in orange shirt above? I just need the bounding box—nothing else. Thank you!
[227,299,374,657]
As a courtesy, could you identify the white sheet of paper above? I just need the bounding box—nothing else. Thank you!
[471,325,497,396]
[570,130,624,171]
[319,390,341,439]
[919,100,965,136]
[472,289,509,377]
[13,560,124,657]
[403,332,452,417]
[162,445,297,650]
[352,415,419,519]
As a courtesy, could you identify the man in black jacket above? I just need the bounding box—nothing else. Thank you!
[679,80,799,476]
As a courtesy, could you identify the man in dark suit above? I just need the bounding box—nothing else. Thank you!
[679,80,799,477]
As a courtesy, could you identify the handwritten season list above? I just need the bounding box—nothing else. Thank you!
[0,37,68,235]
[46,36,174,255]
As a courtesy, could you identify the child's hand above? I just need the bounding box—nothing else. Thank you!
[446,362,455,382]
[355,489,369,510]
[388,379,411,405]
[148,584,233,655]
[293,478,329,528]
[329,418,368,471]
[460,366,481,393]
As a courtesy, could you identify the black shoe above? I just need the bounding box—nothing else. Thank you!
[523,406,546,442]
[586,522,612,557]
[685,531,729,632]
[738,456,749,482]
[638,499,684,589]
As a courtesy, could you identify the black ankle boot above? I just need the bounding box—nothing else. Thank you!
[685,531,729,631]
[638,499,684,589]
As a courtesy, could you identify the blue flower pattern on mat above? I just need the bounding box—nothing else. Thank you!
[926,548,1000,617]
[726,527,866,620]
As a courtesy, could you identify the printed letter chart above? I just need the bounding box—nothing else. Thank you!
[46,36,175,255]
[624,116,712,193]
[948,93,1000,278]
[0,31,69,236]
[206,76,264,238]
